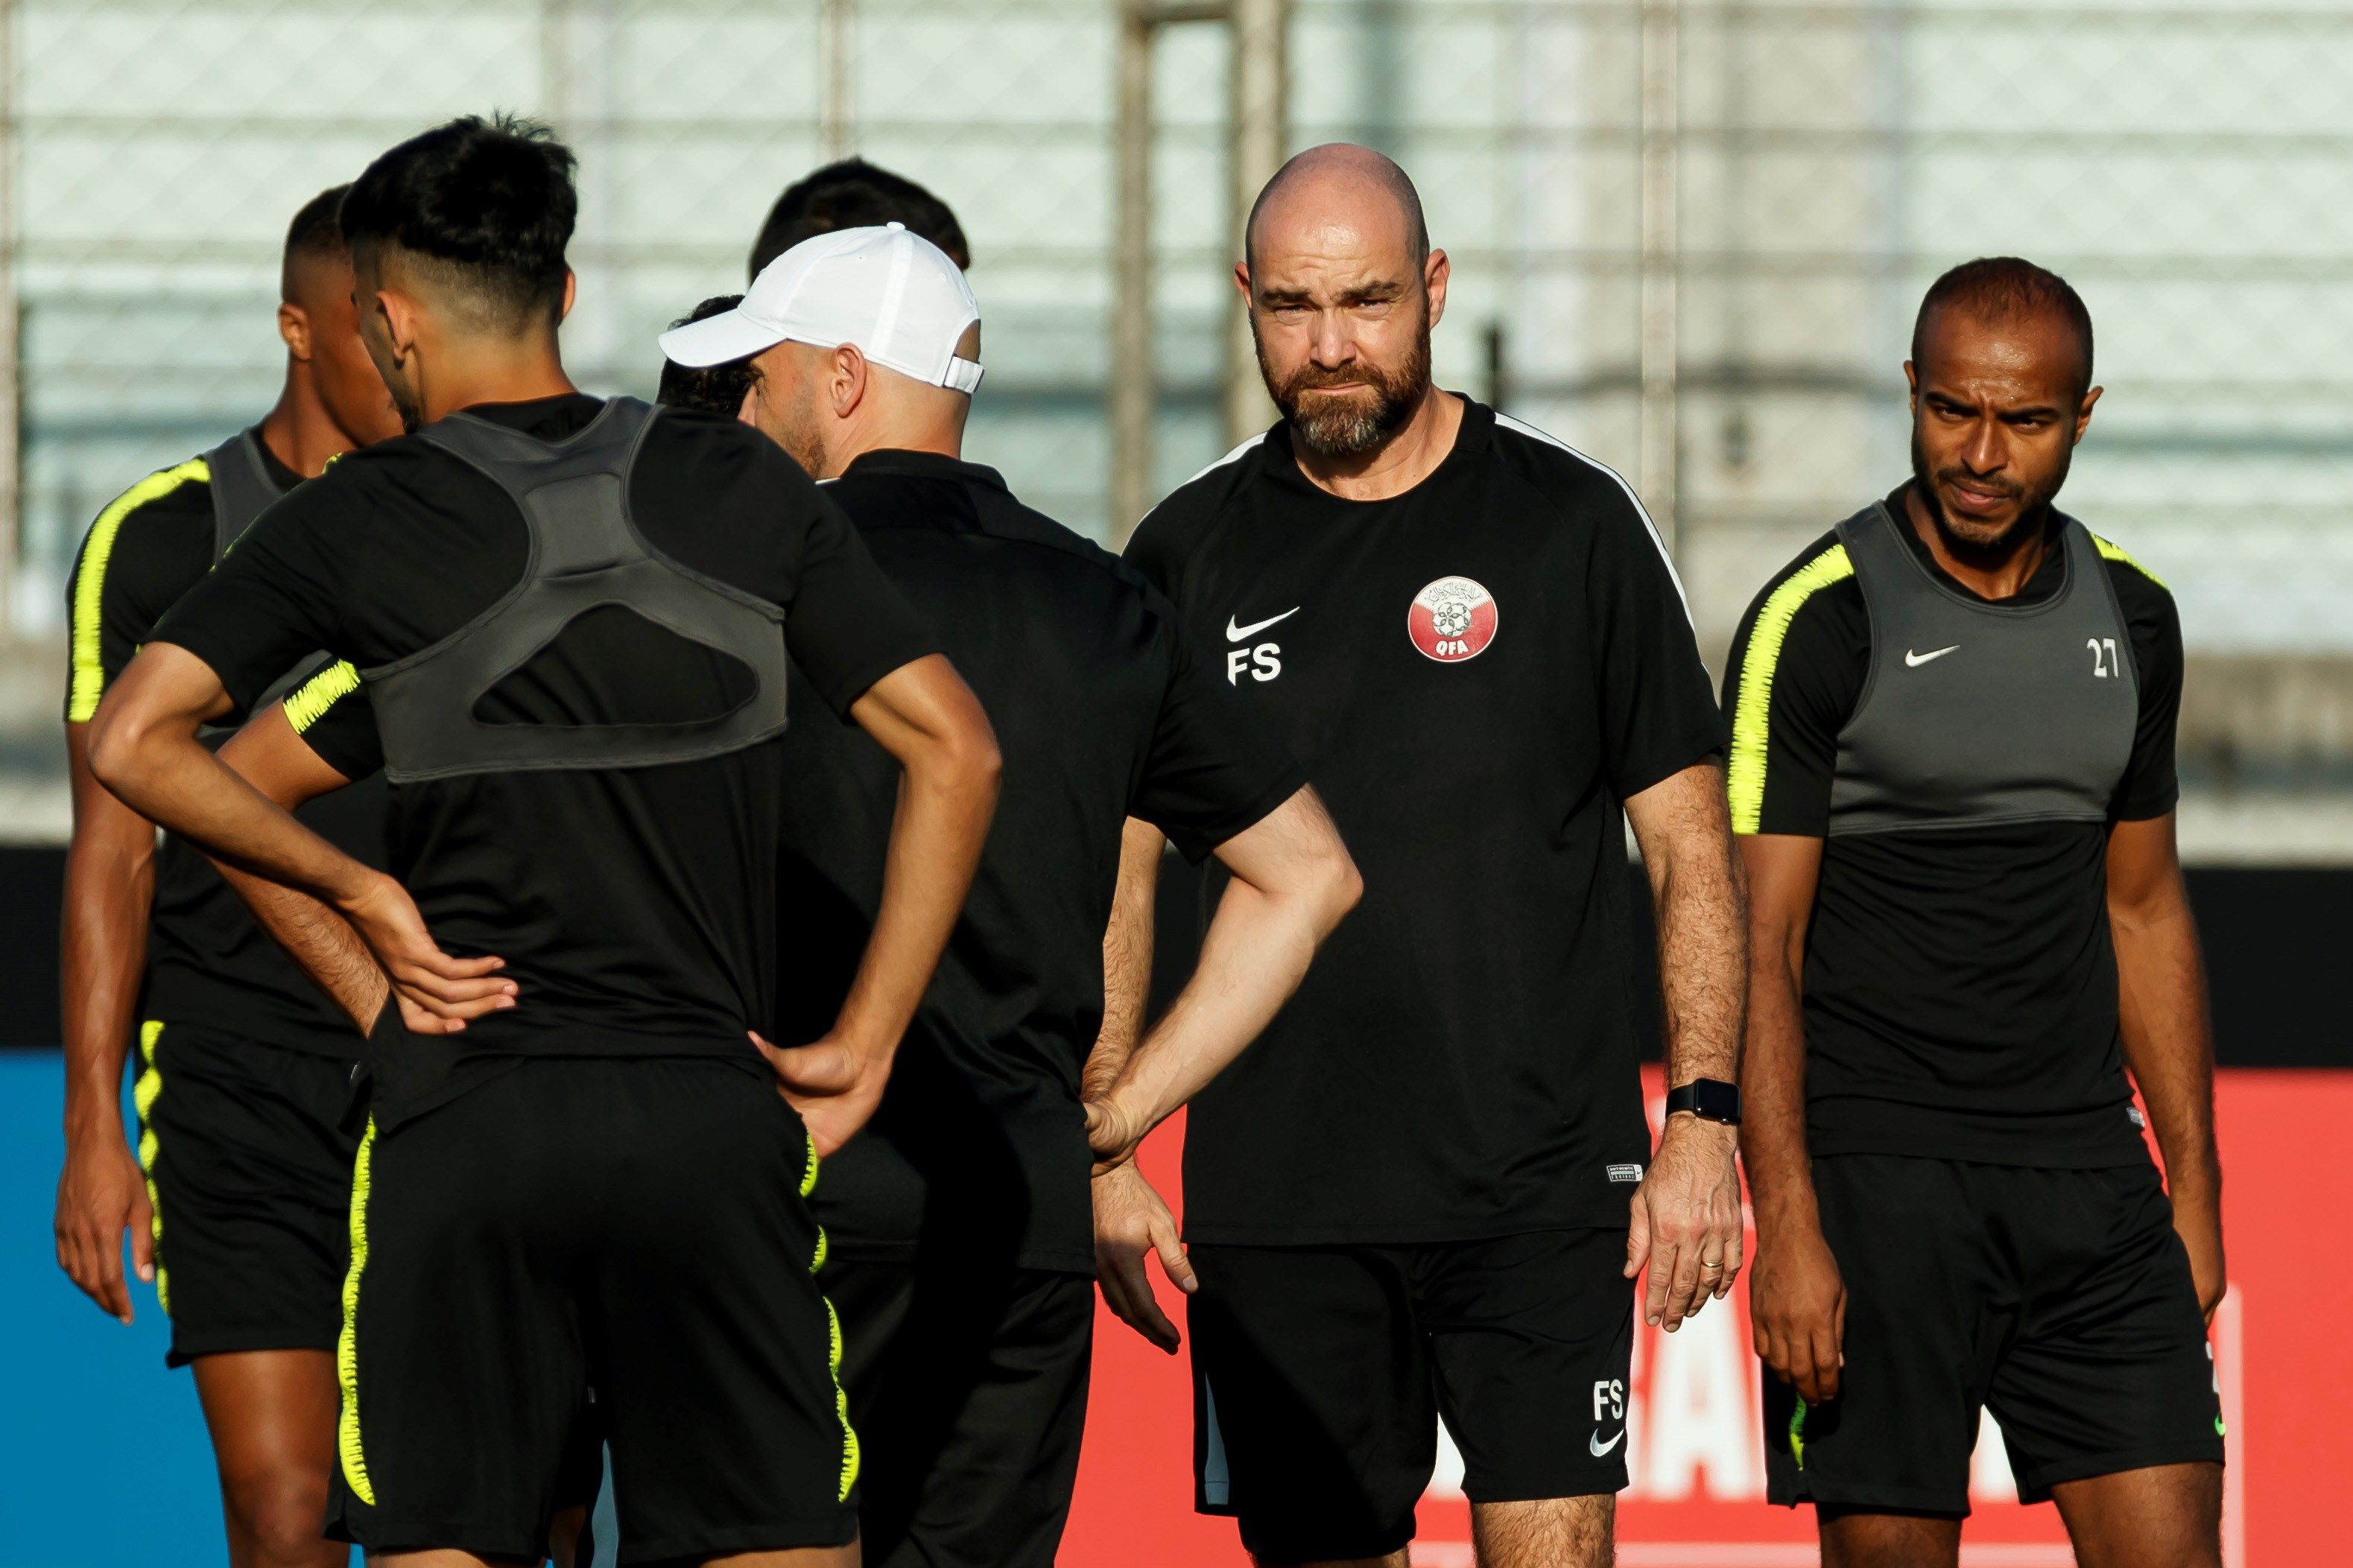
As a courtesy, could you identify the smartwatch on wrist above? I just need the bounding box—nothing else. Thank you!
[1664,1078,1742,1126]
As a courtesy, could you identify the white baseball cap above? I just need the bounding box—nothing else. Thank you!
[658,222,984,394]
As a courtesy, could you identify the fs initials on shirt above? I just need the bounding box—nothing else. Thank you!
[1225,606,1297,684]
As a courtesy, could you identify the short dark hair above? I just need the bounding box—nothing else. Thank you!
[748,158,968,280]
[656,296,759,416]
[340,113,577,331]
[281,183,349,301]
[286,184,349,262]
[1912,256,2094,398]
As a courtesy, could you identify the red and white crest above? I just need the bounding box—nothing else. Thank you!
[1407,576,1498,662]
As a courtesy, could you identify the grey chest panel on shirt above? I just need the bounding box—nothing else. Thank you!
[361,396,791,784]
[201,428,332,723]
[204,427,282,564]
[1828,501,2136,836]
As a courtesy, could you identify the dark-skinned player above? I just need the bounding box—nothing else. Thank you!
[54,184,401,1568]
[1726,257,2225,1568]
[85,115,1001,1568]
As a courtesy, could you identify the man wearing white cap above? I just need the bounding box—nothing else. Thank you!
[662,228,1364,1568]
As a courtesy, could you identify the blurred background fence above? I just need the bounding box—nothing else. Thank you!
[1,0,2350,857]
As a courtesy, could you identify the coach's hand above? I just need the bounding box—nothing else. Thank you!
[752,1030,887,1157]
[54,1123,153,1325]
[1627,1113,1743,1332]
[1083,1091,1148,1175]
[1095,1161,1194,1353]
[1750,1215,1847,1403]
[341,869,515,1027]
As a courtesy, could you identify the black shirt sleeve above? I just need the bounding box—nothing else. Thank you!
[1121,513,1182,600]
[152,477,355,714]
[63,464,215,721]
[1131,599,1310,863]
[1719,538,1869,837]
[2106,553,2182,822]
[1583,496,1731,799]
[777,485,940,717]
[1121,490,1213,604]
[282,660,384,782]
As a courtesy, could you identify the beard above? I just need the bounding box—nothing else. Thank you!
[390,381,423,437]
[358,331,424,435]
[1258,308,1434,459]
[1908,425,2063,557]
[742,364,829,478]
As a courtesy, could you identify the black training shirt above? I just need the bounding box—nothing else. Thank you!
[1127,398,1726,1244]
[64,430,387,1056]
[158,396,935,1121]
[1720,484,2181,1167]
[779,450,1305,1274]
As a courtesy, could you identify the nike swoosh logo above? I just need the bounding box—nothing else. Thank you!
[1226,607,1300,642]
[1589,1428,1627,1457]
[1904,644,1960,667]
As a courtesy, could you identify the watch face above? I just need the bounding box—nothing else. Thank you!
[1676,1079,1741,1123]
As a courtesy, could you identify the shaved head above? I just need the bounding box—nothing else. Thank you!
[1238,144,1446,461]
[1246,143,1428,271]
[1913,255,2094,401]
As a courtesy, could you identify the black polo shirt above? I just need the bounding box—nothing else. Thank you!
[1127,399,1726,1244]
[156,396,936,1123]
[779,448,1305,1273]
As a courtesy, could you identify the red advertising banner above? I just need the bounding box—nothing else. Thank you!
[1063,1069,2349,1566]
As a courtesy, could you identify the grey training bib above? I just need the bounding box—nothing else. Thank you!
[1828,499,2138,836]
[199,428,332,724]
[362,397,791,784]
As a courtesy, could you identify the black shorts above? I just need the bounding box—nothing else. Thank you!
[133,1020,363,1368]
[326,1056,858,1563]
[823,1252,1093,1568]
[1188,1230,1633,1561]
[1764,1155,2224,1514]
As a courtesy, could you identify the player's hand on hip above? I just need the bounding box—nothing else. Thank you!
[54,1128,153,1324]
[1093,1161,1193,1353]
[751,1030,885,1158]
[1627,1112,1744,1332]
[1749,1214,1848,1403]
[343,869,516,1025]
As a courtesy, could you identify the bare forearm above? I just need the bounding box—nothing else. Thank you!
[1741,945,1817,1231]
[1634,769,1746,1090]
[1655,854,1745,1087]
[1094,789,1359,1143]
[1730,832,1825,1237]
[212,862,387,1033]
[2114,892,2220,1205]
[95,728,372,910]
[1101,877,1314,1134]
[831,762,995,1059]
[60,837,151,1134]
[1083,819,1164,1102]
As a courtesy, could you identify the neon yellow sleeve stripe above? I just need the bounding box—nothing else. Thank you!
[285,660,362,734]
[1726,543,1855,836]
[2093,535,2167,590]
[66,458,211,722]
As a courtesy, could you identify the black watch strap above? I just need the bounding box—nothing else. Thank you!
[1665,1078,1742,1126]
